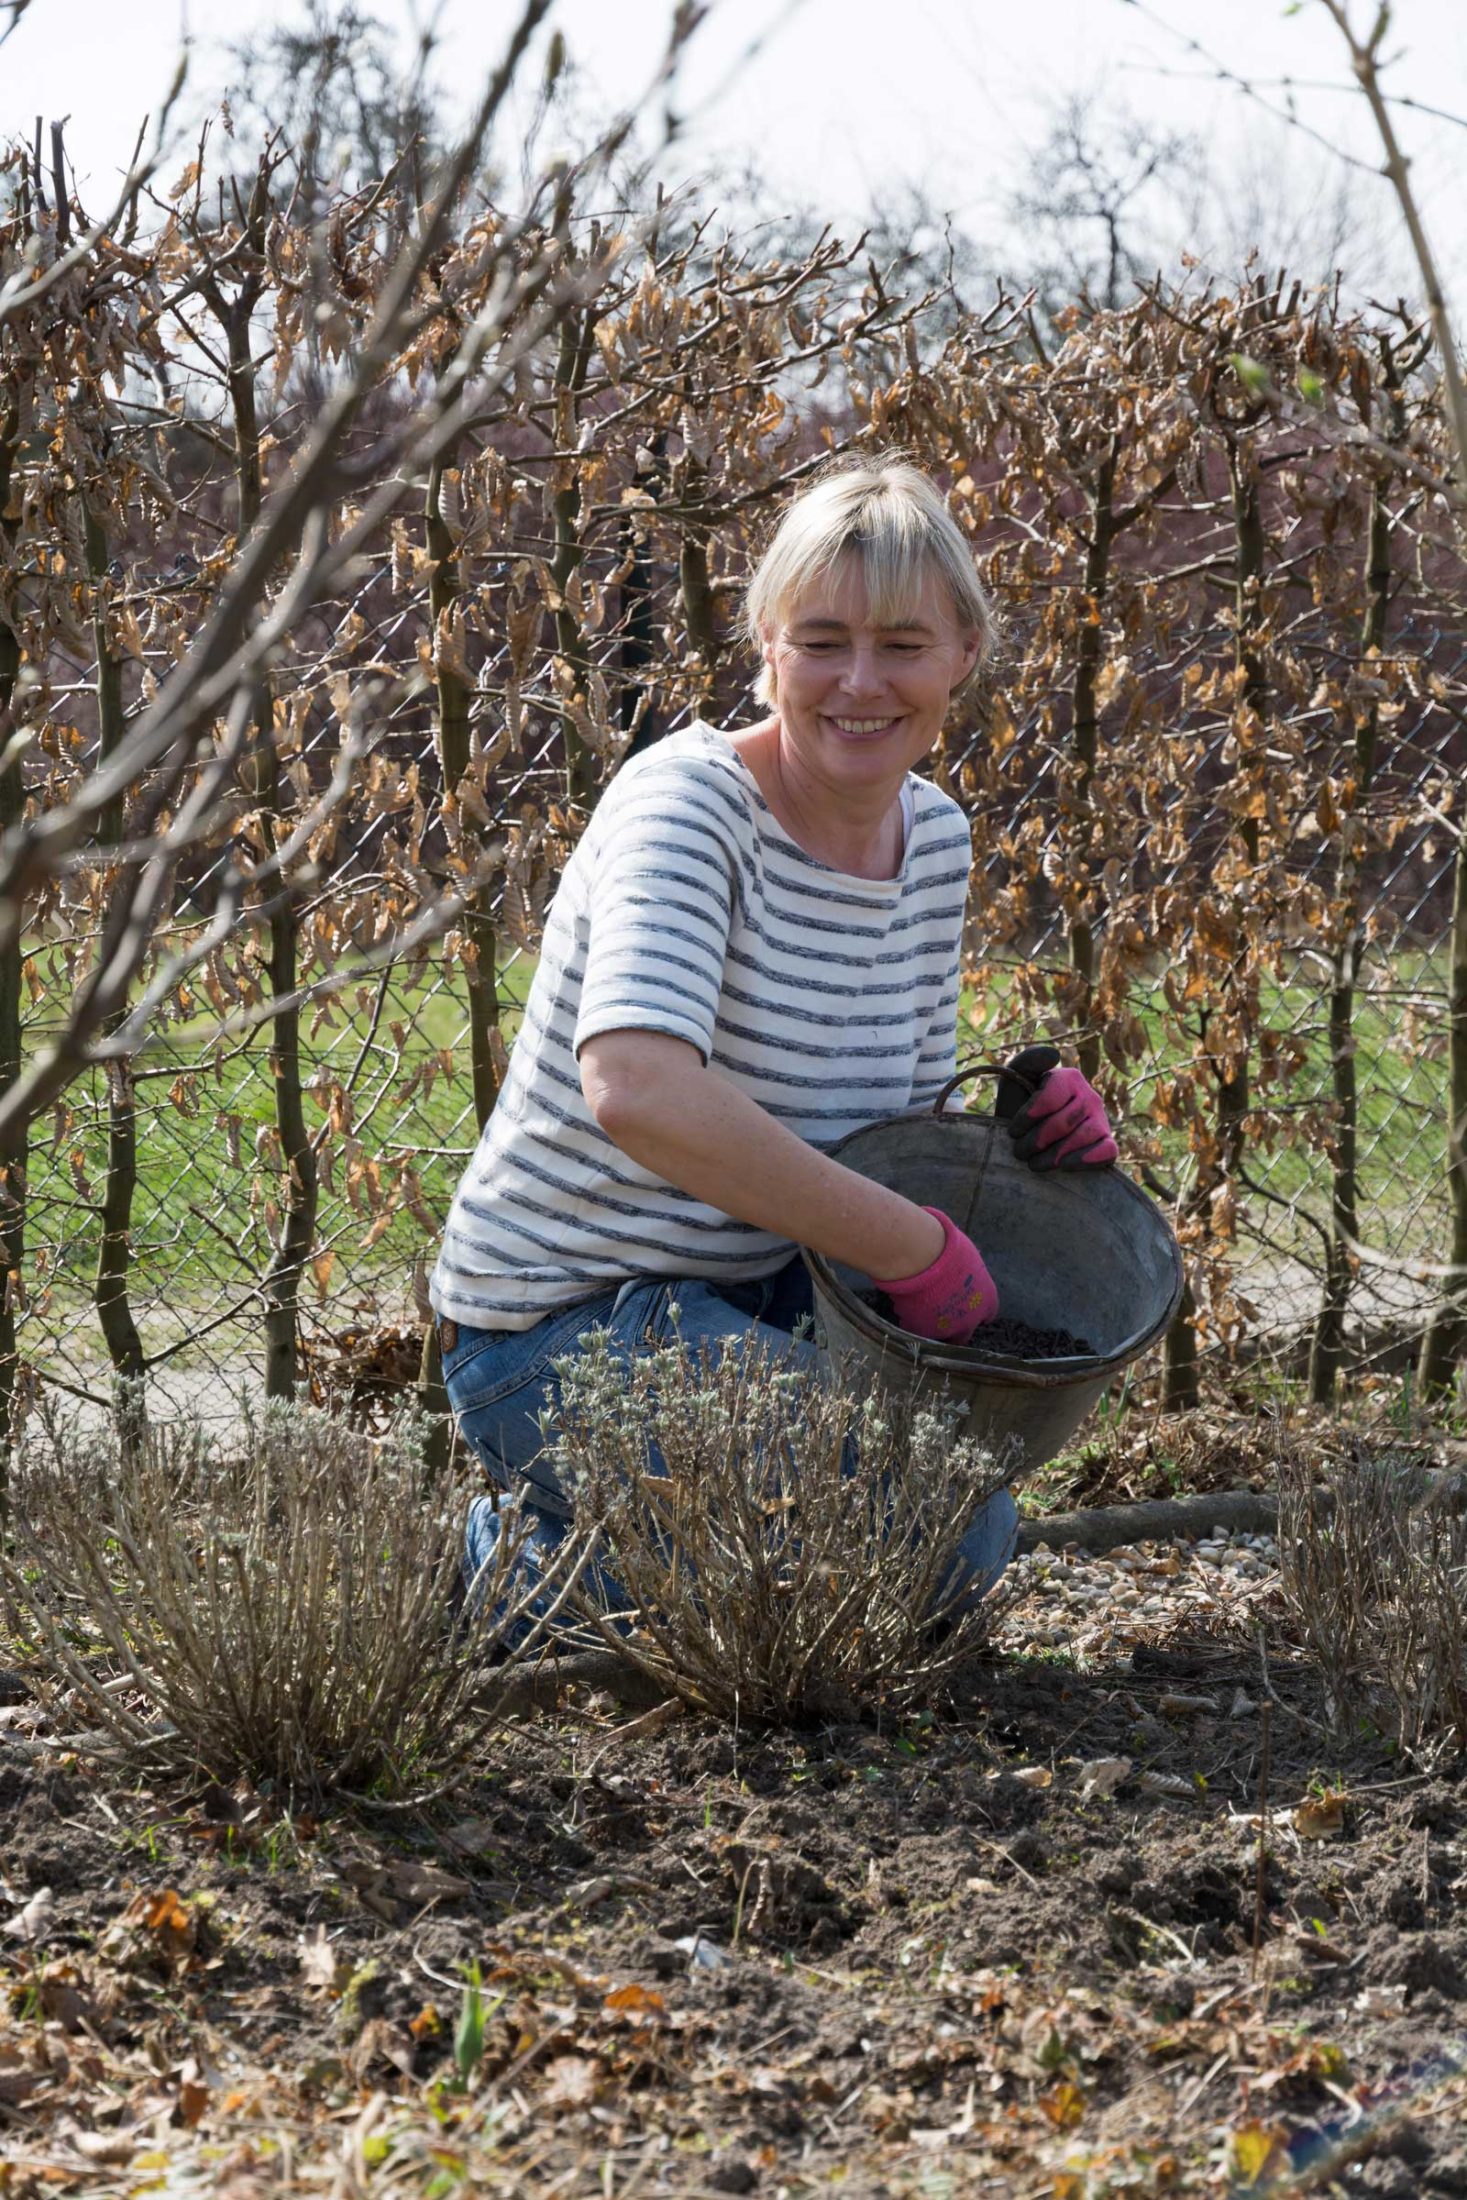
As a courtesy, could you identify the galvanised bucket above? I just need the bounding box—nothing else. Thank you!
[801,1066,1184,1479]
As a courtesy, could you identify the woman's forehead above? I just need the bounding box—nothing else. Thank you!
[778,554,952,633]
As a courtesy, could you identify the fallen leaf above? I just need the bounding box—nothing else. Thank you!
[1229,2119,1289,2185]
[38,1963,99,2034]
[1229,1688,1257,1717]
[604,1982,665,2015]
[177,2078,209,2127]
[1294,1793,1346,1840]
[1039,2079,1086,2128]
[1138,1771,1194,1797]
[1012,1765,1052,1790]
[350,2017,416,2082]
[383,1861,468,1906]
[68,2129,137,2165]
[1158,1692,1218,1716]
[540,2053,599,2109]
[1076,1756,1131,1802]
[443,1815,497,1856]
[0,2049,44,2107]
[5,1886,55,1943]
[299,1926,347,1993]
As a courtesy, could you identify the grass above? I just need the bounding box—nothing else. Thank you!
[23,948,538,1335]
[17,927,1452,1373]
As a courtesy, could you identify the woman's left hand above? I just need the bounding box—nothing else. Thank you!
[1000,1049,1118,1169]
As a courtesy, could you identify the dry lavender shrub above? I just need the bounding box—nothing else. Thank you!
[547,1327,1016,1724]
[1278,1444,1467,1762]
[1,1399,586,1799]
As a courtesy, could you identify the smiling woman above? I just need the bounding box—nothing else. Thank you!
[429,455,1117,1619]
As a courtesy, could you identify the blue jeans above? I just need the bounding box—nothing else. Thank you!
[440,1256,1018,1627]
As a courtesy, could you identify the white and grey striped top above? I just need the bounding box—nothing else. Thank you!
[429,722,971,1331]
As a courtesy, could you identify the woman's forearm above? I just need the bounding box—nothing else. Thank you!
[580,1031,944,1280]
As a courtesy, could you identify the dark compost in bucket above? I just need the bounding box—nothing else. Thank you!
[801,1074,1184,1479]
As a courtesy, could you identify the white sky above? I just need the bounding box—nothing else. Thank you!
[6,0,1466,295]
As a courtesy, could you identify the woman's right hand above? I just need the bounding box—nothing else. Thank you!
[872,1206,999,1345]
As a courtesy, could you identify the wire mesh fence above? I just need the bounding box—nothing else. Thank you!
[3,140,1463,1431]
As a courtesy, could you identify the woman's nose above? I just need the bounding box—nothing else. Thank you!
[838,642,884,695]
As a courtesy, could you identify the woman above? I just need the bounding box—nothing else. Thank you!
[430,456,1116,1600]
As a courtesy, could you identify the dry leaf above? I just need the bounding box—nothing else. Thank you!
[177,2077,209,2127]
[1294,1792,1346,1839]
[1038,2079,1086,2128]
[1229,2119,1289,2185]
[68,2129,137,2164]
[1012,1765,1053,1790]
[1076,1755,1131,1802]
[604,1981,665,2015]
[0,2049,44,2107]
[1138,1771,1194,1797]
[299,1926,348,1993]
[541,2053,599,2109]
[384,1861,468,1906]
[443,1815,497,1856]
[5,1885,55,1943]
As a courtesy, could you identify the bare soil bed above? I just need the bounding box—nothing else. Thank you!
[2,1589,1465,2197]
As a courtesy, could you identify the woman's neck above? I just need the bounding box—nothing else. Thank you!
[724,719,906,881]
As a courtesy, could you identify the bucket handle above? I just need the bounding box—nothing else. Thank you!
[931,1056,1046,1118]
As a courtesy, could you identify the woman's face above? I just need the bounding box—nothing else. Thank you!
[761,555,979,799]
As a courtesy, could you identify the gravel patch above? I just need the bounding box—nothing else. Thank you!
[997,1525,1281,1657]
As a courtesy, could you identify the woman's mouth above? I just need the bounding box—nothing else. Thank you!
[825,714,901,740]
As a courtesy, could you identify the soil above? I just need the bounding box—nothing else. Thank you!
[860,1290,1096,1360]
[2,1621,1465,2193]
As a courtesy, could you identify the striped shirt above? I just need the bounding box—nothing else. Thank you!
[429,722,971,1331]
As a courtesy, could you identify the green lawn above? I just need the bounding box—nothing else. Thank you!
[20,930,1449,1361]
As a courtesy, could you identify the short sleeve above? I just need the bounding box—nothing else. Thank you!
[572,761,740,1065]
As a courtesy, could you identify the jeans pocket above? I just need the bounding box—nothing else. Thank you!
[443,1292,613,1417]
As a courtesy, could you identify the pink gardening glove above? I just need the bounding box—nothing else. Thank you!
[1010,1065,1118,1170]
[871,1206,999,1346]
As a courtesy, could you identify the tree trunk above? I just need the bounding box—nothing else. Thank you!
[421,453,504,1470]
[1310,390,1394,1402]
[212,225,318,1401]
[427,456,502,1133]
[1419,822,1467,1395]
[1164,440,1267,1408]
[0,409,27,1491]
[83,499,146,1451]
[1067,444,1116,1084]
[550,304,599,812]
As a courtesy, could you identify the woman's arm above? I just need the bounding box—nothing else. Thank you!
[580,1029,945,1281]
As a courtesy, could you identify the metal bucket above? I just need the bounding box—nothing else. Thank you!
[802,1066,1184,1479]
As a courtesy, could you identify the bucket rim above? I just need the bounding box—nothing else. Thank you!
[800,1110,1184,1387]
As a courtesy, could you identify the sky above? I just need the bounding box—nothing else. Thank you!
[5,0,1466,298]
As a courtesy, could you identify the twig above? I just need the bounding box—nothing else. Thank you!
[1252,1698,1272,1982]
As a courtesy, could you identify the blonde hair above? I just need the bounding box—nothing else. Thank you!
[744,455,996,705]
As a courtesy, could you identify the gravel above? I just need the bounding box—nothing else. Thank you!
[995,1527,1281,1660]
